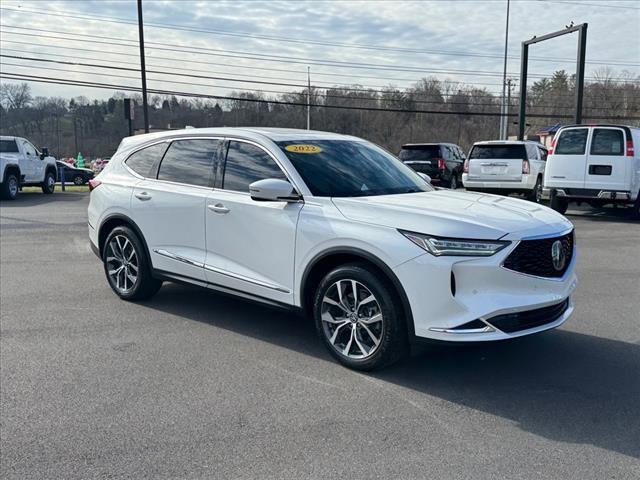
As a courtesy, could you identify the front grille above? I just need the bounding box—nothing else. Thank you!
[486,299,570,333]
[503,230,574,278]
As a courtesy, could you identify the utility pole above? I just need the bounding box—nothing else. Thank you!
[307,66,311,130]
[505,79,514,139]
[499,0,511,139]
[137,0,150,133]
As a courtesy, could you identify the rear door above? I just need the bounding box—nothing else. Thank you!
[544,127,590,189]
[584,127,629,191]
[130,138,220,282]
[467,144,525,182]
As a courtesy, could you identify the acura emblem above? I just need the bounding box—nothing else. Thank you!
[551,240,566,271]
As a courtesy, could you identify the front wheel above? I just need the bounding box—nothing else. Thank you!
[313,263,408,371]
[103,226,162,301]
[42,171,56,194]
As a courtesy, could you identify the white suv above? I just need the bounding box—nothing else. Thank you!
[462,140,548,203]
[89,128,577,370]
[544,124,640,218]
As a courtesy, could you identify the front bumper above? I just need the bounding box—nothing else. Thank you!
[393,239,577,342]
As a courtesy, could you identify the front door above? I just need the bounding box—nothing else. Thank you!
[584,127,629,192]
[130,138,220,282]
[205,139,302,304]
[19,139,40,182]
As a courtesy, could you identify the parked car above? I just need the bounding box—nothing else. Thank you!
[398,143,465,188]
[0,136,58,200]
[56,161,94,185]
[462,140,548,203]
[89,128,576,371]
[544,124,640,218]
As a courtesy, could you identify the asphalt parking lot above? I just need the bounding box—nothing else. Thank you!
[1,192,639,479]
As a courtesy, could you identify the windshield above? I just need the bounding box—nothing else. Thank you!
[277,139,432,197]
[469,144,526,160]
[398,145,440,161]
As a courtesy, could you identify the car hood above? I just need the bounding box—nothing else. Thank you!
[332,189,572,240]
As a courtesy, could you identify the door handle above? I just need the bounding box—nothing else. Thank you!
[208,203,230,214]
[134,191,152,201]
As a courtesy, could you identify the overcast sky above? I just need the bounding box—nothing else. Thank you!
[1,0,638,101]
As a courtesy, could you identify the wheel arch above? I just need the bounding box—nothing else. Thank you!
[300,247,415,338]
[98,214,152,266]
[2,163,21,181]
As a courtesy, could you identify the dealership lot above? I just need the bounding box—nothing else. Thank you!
[1,193,639,479]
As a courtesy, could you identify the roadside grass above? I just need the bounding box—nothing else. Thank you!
[22,185,89,193]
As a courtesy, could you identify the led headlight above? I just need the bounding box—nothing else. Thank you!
[400,230,510,257]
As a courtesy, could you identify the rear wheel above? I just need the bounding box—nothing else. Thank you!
[631,192,640,220]
[550,189,568,214]
[527,177,543,203]
[73,175,85,185]
[449,175,458,190]
[42,171,56,194]
[313,263,408,371]
[103,226,162,301]
[1,173,19,200]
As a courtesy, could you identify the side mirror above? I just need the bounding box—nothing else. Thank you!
[417,172,432,184]
[249,178,301,202]
[40,147,49,160]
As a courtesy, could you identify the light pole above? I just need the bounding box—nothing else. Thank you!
[500,0,511,140]
[307,66,311,130]
[137,0,150,133]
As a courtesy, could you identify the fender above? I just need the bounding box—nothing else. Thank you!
[1,162,21,183]
[299,246,415,338]
[97,213,153,267]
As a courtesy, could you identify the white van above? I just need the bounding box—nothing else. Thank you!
[544,124,640,218]
[462,140,548,203]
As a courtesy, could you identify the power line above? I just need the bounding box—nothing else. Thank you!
[1,6,637,66]
[2,28,637,83]
[3,72,639,121]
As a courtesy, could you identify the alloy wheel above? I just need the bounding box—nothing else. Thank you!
[106,235,139,293]
[321,279,384,359]
[8,176,18,197]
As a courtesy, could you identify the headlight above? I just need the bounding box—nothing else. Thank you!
[399,230,510,257]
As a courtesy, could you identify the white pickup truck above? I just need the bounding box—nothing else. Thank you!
[1,136,58,200]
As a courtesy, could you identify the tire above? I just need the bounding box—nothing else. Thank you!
[449,174,458,190]
[1,173,19,200]
[527,177,543,203]
[42,170,56,194]
[73,175,85,185]
[313,263,408,371]
[631,193,640,220]
[550,189,568,214]
[102,226,162,301]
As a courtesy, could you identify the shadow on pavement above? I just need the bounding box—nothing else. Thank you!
[0,191,88,208]
[142,282,640,460]
[566,206,638,223]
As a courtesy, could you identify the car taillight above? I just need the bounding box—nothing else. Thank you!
[437,158,446,170]
[549,137,557,155]
[463,159,469,173]
[627,139,635,156]
[522,159,530,174]
[88,179,102,191]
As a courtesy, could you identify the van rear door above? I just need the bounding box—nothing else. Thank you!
[467,144,525,182]
[584,127,629,192]
[544,127,590,189]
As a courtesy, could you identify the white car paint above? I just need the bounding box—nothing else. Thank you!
[89,127,577,346]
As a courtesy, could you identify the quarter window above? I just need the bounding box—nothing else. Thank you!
[590,129,624,156]
[538,147,548,161]
[157,139,219,187]
[555,129,588,155]
[223,141,287,192]
[126,142,169,177]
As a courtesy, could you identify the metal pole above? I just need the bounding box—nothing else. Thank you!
[137,0,150,133]
[500,0,510,139]
[307,66,311,130]
[575,24,587,124]
[518,42,528,140]
[506,79,512,138]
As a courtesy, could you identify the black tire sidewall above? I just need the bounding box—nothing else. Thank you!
[2,174,19,200]
[313,263,407,371]
[102,226,159,300]
[42,171,56,194]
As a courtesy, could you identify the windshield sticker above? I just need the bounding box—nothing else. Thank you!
[285,144,322,154]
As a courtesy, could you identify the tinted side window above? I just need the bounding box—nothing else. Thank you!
[538,147,548,161]
[0,140,19,153]
[126,142,168,177]
[157,139,219,187]
[223,141,286,192]
[555,129,588,155]
[590,129,624,156]
[525,144,538,159]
